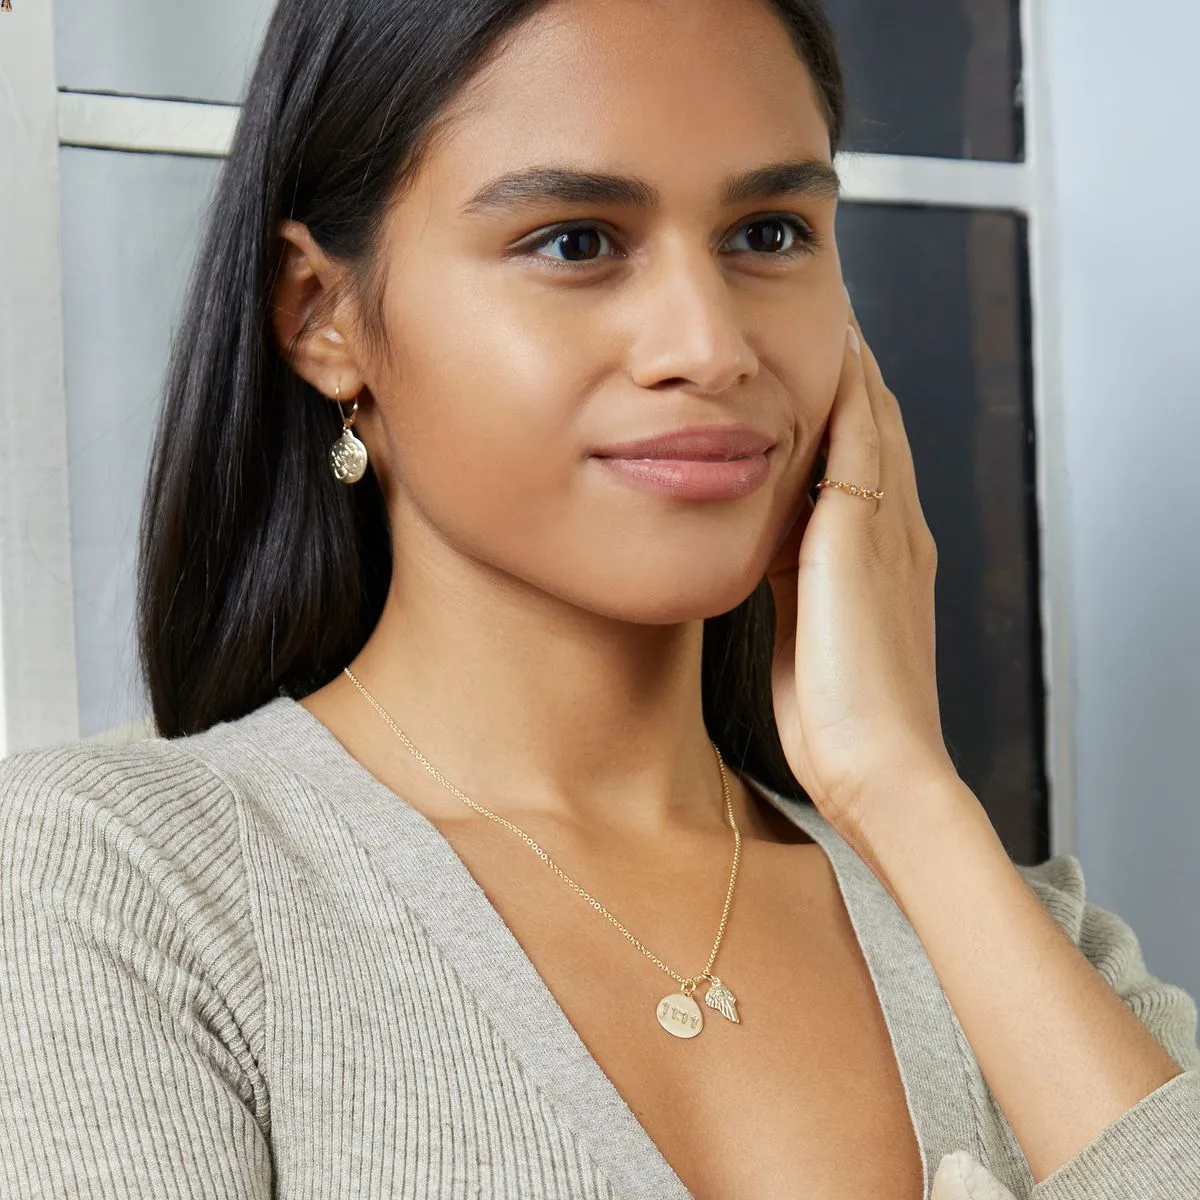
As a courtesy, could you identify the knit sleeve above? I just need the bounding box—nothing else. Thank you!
[0,739,273,1199]
[1019,854,1200,1199]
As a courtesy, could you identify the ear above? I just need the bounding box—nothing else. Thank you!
[270,219,366,401]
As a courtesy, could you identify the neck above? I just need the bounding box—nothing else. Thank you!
[321,532,739,839]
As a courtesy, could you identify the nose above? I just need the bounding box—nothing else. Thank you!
[627,246,760,396]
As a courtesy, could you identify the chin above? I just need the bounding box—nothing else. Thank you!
[572,561,767,626]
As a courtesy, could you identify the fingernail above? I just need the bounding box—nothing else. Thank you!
[847,325,860,354]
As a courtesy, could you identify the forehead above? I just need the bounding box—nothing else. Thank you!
[425,0,832,195]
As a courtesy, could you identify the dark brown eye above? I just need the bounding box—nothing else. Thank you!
[534,226,613,263]
[562,229,605,260]
[744,221,788,252]
[725,216,815,257]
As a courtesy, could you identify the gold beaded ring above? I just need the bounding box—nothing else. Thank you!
[815,478,884,502]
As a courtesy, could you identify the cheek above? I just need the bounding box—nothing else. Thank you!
[374,266,589,546]
[777,297,847,439]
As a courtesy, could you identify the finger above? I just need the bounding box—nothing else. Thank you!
[819,325,883,503]
[846,305,888,410]
[846,306,928,527]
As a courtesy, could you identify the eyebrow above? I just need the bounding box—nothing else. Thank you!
[458,159,841,217]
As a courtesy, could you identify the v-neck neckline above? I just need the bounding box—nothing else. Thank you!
[234,695,980,1198]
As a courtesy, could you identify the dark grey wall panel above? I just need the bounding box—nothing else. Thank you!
[826,0,1023,160]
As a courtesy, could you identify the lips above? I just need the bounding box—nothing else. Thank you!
[590,424,776,501]
[590,424,776,462]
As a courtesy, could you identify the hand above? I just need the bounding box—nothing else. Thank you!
[765,308,957,837]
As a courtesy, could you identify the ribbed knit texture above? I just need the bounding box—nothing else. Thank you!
[2,695,1198,1199]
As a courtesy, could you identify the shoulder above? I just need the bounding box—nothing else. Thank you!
[0,696,303,870]
[0,733,243,884]
[0,733,275,1186]
[1015,853,1200,1072]
[0,731,261,1017]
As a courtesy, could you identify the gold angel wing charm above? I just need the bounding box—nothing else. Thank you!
[703,976,740,1023]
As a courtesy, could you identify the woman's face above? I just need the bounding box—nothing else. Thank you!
[361,0,847,623]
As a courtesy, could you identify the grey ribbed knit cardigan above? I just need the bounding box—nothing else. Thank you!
[2,695,1198,1199]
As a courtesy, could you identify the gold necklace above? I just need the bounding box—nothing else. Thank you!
[342,666,743,1038]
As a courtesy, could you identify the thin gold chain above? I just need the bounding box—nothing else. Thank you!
[342,666,742,994]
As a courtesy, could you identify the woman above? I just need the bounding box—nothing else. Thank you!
[2,0,1197,1196]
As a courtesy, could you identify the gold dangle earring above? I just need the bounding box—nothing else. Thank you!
[329,383,368,484]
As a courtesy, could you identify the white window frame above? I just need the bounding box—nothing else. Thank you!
[0,1,80,754]
[1,0,1075,855]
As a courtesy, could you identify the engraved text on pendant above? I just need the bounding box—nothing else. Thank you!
[331,430,368,483]
[657,992,703,1038]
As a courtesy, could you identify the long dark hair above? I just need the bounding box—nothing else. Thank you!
[137,0,845,795]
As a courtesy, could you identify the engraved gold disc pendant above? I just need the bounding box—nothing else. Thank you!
[331,429,368,484]
[657,992,704,1038]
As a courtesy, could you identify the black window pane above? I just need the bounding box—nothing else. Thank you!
[824,0,1023,161]
[838,203,1045,861]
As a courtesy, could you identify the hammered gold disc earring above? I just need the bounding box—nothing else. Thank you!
[329,383,368,484]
